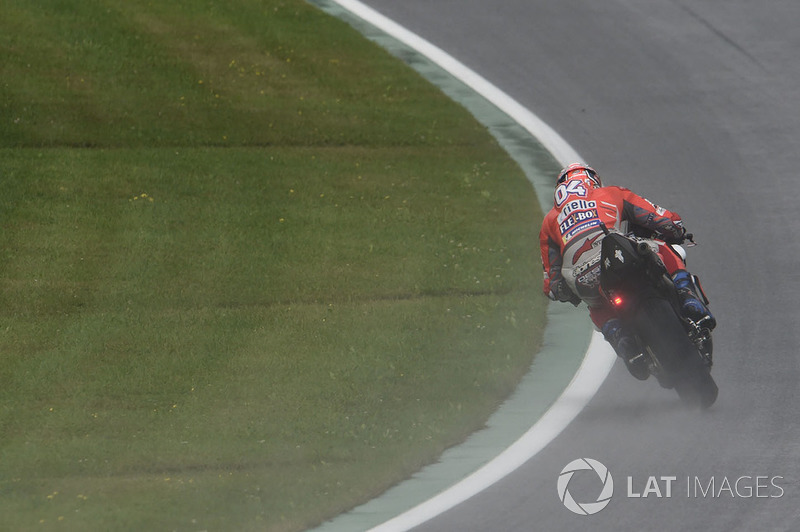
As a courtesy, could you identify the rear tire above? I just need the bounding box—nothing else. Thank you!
[633,297,718,408]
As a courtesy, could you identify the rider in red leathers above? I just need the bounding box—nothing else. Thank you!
[539,163,715,379]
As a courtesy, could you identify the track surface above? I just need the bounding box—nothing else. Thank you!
[360,1,800,530]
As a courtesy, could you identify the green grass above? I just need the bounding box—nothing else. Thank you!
[0,1,547,530]
[2,0,490,148]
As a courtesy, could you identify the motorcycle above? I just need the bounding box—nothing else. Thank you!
[599,229,718,408]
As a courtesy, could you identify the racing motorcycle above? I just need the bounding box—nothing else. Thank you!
[599,229,718,408]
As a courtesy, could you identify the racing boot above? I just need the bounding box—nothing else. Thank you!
[602,318,649,380]
[672,270,716,329]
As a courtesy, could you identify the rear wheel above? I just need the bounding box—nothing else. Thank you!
[633,297,718,408]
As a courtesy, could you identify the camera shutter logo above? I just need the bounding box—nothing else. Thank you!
[557,458,614,515]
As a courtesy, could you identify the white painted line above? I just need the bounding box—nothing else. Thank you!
[370,334,615,531]
[325,1,618,530]
[332,0,582,164]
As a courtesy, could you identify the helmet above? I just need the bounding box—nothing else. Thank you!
[556,163,601,188]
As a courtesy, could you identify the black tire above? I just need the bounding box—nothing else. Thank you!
[633,297,718,408]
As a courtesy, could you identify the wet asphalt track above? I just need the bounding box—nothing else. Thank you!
[359,1,800,530]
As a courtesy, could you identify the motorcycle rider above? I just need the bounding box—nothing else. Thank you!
[539,163,715,380]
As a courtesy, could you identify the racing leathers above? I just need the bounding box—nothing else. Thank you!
[539,184,687,329]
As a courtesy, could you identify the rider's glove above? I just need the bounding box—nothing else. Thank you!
[549,279,582,306]
[659,224,687,245]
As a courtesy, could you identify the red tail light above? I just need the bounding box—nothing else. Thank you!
[612,295,624,307]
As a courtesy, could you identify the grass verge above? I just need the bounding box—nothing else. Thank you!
[1,1,547,530]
